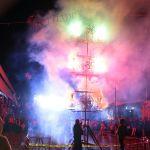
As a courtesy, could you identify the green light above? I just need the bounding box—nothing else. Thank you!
[67,20,84,37]
[93,24,110,42]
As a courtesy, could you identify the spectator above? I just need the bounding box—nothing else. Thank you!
[99,121,106,136]
[73,119,83,150]
[118,119,126,150]
[0,117,12,150]
[131,119,137,136]
[109,121,114,134]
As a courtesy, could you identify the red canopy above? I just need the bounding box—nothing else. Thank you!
[0,65,16,101]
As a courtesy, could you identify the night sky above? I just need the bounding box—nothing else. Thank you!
[0,0,57,98]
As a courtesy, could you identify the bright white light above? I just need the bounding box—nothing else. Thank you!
[125,106,128,110]
[93,24,110,42]
[92,56,108,73]
[131,107,135,110]
[67,51,81,71]
[34,94,70,111]
[67,20,84,37]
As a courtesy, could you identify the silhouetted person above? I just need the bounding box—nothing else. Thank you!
[99,121,106,136]
[0,117,12,150]
[73,119,83,150]
[118,119,126,150]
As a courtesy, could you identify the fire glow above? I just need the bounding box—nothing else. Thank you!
[67,51,109,74]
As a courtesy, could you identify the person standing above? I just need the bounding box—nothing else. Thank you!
[0,117,12,150]
[73,119,83,150]
[131,119,137,136]
[99,121,106,136]
[118,119,126,150]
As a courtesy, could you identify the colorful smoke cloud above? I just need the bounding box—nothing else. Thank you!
[27,0,150,143]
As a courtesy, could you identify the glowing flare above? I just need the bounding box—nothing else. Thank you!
[92,56,108,73]
[93,24,110,41]
[34,94,71,111]
[67,20,84,37]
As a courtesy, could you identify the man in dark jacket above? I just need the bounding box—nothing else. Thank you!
[118,119,126,150]
[73,119,83,150]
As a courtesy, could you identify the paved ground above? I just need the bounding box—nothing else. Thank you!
[27,132,150,150]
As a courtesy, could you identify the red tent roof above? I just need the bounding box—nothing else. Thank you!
[0,65,16,101]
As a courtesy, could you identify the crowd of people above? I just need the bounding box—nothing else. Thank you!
[0,115,150,150]
[83,118,150,138]
[0,95,28,149]
[0,96,27,134]
[0,96,10,121]
[73,118,150,150]
[0,94,150,150]
[3,115,27,135]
